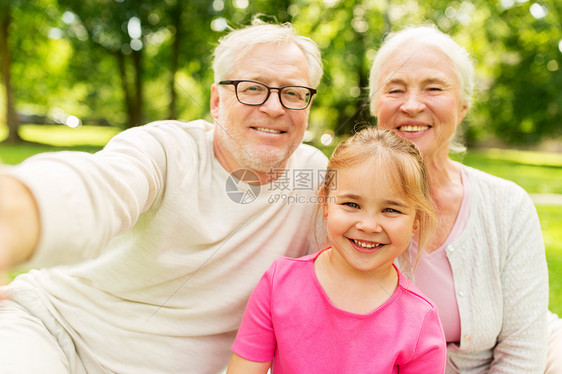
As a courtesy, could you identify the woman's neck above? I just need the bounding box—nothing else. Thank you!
[424,153,460,191]
[422,154,464,252]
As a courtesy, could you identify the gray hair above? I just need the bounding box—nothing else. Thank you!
[369,25,474,115]
[213,19,323,88]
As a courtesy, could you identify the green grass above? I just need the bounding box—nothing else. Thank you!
[537,205,562,315]
[454,149,562,194]
[2,125,562,314]
[2,124,120,147]
[0,124,116,163]
[0,143,103,164]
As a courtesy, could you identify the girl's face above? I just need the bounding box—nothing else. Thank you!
[323,160,418,276]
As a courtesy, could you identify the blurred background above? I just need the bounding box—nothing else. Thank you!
[0,0,561,147]
[0,0,561,311]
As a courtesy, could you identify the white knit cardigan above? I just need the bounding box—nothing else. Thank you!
[442,165,548,373]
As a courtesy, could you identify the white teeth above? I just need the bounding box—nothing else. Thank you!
[400,125,429,132]
[353,239,381,249]
[255,127,282,134]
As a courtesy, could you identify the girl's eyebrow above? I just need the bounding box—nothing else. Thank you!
[336,194,409,208]
[383,199,409,208]
[336,192,362,200]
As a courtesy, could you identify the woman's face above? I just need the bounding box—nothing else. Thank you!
[374,41,468,160]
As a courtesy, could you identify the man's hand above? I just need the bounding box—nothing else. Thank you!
[0,246,9,300]
[0,175,39,298]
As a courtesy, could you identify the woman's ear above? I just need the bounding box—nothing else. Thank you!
[457,102,469,126]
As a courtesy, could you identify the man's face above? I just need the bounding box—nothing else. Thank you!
[210,42,312,176]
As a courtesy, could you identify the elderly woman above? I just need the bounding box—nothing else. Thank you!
[369,25,561,373]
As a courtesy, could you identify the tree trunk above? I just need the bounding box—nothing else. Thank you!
[0,2,22,144]
[116,51,136,128]
[131,48,143,127]
[116,49,143,128]
[354,30,370,125]
[168,7,181,120]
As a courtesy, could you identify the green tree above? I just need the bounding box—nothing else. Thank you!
[58,0,153,127]
[484,0,562,145]
[2,0,561,146]
[0,0,20,143]
[156,0,216,121]
[1,0,66,143]
[57,0,219,127]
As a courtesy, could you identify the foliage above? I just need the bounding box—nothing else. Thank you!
[0,0,561,146]
[483,0,562,145]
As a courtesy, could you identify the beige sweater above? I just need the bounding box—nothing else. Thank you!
[8,120,328,374]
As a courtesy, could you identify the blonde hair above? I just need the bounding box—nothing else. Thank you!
[319,126,436,275]
[213,17,323,88]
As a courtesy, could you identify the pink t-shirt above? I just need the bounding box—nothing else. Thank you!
[232,251,446,373]
[414,166,471,343]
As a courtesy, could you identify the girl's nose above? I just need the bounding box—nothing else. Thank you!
[356,214,383,233]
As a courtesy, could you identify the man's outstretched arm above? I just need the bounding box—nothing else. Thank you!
[0,175,39,277]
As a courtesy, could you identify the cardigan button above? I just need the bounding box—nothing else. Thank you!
[458,290,466,297]
[446,245,455,252]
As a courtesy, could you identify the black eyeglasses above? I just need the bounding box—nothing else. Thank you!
[218,80,317,110]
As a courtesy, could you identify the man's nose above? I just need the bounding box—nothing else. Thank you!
[259,90,286,116]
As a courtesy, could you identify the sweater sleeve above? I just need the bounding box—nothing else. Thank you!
[489,189,548,372]
[231,261,278,363]
[400,306,447,374]
[8,123,180,267]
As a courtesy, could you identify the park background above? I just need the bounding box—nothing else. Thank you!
[0,0,561,313]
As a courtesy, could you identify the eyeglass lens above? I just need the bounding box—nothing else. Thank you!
[235,81,312,109]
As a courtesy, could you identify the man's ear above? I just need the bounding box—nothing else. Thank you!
[210,83,220,120]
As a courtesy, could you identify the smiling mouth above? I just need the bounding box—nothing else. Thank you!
[398,125,430,132]
[352,239,383,249]
[253,127,284,134]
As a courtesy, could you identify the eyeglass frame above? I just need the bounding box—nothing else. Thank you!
[218,79,317,110]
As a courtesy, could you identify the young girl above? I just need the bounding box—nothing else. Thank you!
[227,127,446,373]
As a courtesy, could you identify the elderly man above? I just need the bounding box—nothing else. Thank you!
[0,20,327,374]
